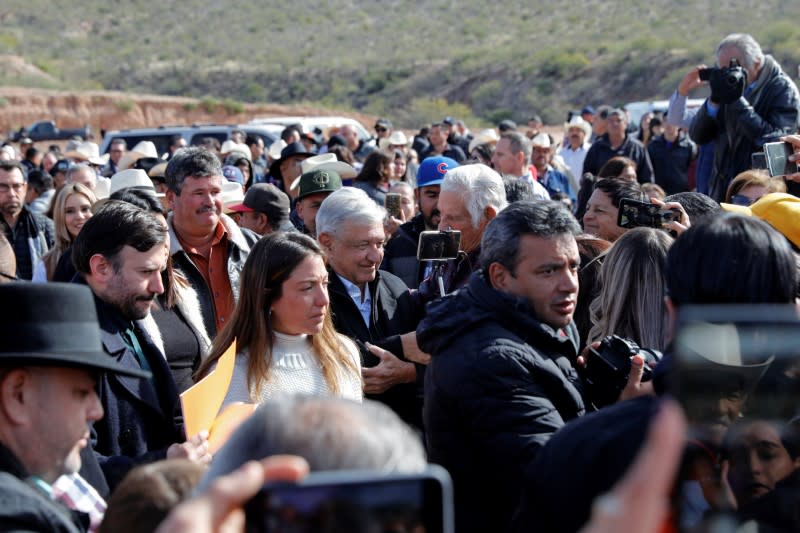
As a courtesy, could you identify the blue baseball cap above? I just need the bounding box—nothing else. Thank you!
[222,165,245,185]
[416,156,458,188]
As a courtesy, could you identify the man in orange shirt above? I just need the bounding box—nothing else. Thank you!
[165,147,260,336]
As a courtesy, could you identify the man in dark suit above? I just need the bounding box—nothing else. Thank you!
[316,187,427,428]
[72,201,211,490]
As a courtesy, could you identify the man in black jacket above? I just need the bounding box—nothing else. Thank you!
[689,33,800,201]
[73,201,211,490]
[317,187,426,428]
[582,109,654,183]
[419,201,585,533]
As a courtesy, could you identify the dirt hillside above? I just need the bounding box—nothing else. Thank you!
[0,86,377,139]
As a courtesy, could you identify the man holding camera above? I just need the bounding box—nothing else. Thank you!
[689,33,800,201]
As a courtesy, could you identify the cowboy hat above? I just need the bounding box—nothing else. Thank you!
[289,153,356,191]
[64,142,107,166]
[468,128,500,154]
[564,116,592,140]
[268,142,314,183]
[109,168,165,198]
[0,283,149,378]
[118,141,159,171]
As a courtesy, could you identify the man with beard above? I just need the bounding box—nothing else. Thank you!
[165,147,259,337]
[381,156,455,288]
[0,161,54,280]
[73,202,211,490]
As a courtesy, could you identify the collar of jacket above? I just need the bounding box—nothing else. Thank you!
[0,441,30,480]
[167,212,251,257]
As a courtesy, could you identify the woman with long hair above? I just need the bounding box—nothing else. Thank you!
[32,182,96,282]
[588,227,673,351]
[353,150,392,206]
[198,232,362,405]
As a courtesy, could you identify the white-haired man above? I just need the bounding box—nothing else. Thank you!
[690,33,800,201]
[316,187,426,429]
[421,163,508,297]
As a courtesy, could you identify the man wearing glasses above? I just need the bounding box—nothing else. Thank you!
[0,161,54,280]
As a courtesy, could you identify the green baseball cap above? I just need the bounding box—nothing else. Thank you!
[297,169,343,200]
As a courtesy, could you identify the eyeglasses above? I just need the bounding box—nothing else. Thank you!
[375,127,387,133]
[731,194,756,206]
[0,182,25,194]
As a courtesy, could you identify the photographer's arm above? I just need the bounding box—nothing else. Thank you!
[688,100,719,145]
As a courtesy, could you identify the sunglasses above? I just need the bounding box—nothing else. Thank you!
[731,194,757,206]
[375,127,388,133]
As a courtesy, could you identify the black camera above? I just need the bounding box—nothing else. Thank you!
[580,335,662,409]
[698,59,748,105]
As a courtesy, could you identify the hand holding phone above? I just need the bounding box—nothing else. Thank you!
[763,141,797,177]
[244,467,454,533]
[385,193,403,220]
[617,198,682,230]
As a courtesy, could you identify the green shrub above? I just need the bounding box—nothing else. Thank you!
[200,97,218,113]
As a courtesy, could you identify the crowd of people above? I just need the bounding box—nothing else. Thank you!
[2,32,800,532]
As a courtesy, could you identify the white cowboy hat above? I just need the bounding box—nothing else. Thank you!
[220,140,251,160]
[109,168,164,198]
[267,139,287,161]
[564,116,592,139]
[118,141,159,170]
[64,141,106,166]
[290,153,357,191]
[468,128,500,153]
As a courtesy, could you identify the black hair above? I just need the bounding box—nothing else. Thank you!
[503,176,537,203]
[26,170,54,194]
[593,178,646,208]
[663,192,721,223]
[481,201,580,275]
[72,201,166,274]
[666,214,798,306]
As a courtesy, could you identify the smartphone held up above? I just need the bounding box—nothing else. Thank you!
[244,466,454,533]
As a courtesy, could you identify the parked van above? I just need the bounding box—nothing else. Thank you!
[99,123,283,157]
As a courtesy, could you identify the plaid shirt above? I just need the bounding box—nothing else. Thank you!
[53,473,106,533]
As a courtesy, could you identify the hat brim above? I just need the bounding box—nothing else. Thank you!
[416,178,445,189]
[0,351,151,379]
[226,203,254,213]
[719,203,752,215]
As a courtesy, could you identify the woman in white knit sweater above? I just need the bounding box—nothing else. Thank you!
[199,232,362,405]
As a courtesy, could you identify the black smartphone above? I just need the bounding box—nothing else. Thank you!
[385,193,403,219]
[617,198,680,229]
[751,151,767,170]
[670,305,800,532]
[244,467,454,533]
[417,230,461,261]
[763,141,796,177]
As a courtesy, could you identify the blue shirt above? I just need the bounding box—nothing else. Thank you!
[336,273,372,327]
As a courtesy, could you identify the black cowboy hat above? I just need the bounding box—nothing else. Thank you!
[268,142,314,183]
[0,283,150,378]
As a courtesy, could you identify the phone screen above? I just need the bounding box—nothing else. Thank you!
[763,141,796,177]
[244,469,453,533]
[385,193,403,219]
[417,230,461,261]
[671,305,800,532]
[617,198,679,229]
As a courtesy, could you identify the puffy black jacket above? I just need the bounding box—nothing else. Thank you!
[690,55,800,201]
[418,272,585,533]
[582,133,654,183]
